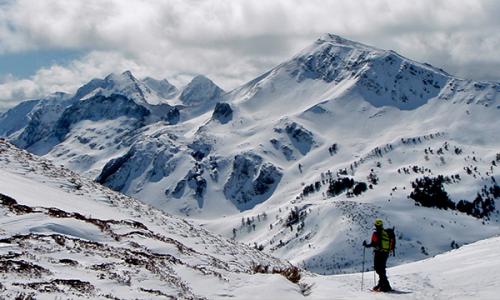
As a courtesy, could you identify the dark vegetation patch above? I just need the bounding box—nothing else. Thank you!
[253,264,301,284]
[0,260,50,277]
[0,193,34,214]
[58,259,78,266]
[300,170,369,199]
[409,176,456,210]
[13,279,94,294]
[140,288,176,299]
[409,176,499,219]
[326,177,355,197]
[456,185,499,219]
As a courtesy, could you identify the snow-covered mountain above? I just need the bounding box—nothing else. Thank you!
[0,139,301,299]
[1,33,499,275]
[143,76,178,99]
[74,70,168,106]
[0,92,75,152]
[2,139,500,299]
[180,75,224,106]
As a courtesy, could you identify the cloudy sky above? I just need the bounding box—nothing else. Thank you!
[0,0,499,110]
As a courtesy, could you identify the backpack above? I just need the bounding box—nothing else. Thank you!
[384,227,396,256]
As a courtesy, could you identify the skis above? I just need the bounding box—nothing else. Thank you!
[369,289,411,294]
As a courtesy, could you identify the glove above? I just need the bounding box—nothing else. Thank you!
[362,240,368,247]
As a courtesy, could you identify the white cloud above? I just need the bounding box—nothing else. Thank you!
[0,51,141,108]
[1,0,499,110]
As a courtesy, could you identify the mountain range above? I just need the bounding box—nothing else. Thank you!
[1,33,499,276]
[2,138,500,298]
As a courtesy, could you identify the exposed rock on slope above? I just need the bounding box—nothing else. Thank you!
[224,153,283,211]
[212,102,233,124]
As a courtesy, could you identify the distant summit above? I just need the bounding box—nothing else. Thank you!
[143,77,178,99]
[315,33,379,50]
[180,75,224,106]
[281,33,455,109]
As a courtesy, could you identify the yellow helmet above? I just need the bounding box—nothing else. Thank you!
[374,218,383,227]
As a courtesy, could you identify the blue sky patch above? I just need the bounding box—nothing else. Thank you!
[0,49,84,79]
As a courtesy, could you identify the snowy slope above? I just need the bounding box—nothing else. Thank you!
[2,139,500,299]
[0,140,303,299]
[303,235,500,300]
[1,33,499,276]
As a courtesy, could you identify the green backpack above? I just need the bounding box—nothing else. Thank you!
[381,227,396,255]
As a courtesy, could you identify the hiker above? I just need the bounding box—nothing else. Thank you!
[363,218,393,292]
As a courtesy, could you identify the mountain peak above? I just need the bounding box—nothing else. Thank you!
[286,34,386,85]
[121,70,133,77]
[72,70,159,106]
[180,75,224,106]
[45,91,71,101]
[306,34,449,78]
[190,74,216,85]
[234,33,457,111]
[104,70,139,84]
[143,77,178,99]
[315,33,380,52]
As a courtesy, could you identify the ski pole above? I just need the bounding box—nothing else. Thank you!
[373,252,376,286]
[361,246,365,291]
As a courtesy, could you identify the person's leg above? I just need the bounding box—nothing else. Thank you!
[379,253,391,291]
[373,252,383,290]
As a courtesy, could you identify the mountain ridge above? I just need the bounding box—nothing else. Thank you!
[0,33,499,275]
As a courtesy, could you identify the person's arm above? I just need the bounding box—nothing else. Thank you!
[363,232,378,248]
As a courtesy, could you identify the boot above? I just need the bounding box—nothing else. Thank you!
[379,281,392,292]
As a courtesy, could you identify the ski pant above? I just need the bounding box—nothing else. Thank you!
[374,250,391,290]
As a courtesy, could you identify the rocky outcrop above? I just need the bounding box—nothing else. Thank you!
[211,102,233,124]
[166,107,180,124]
[169,165,207,208]
[96,137,179,193]
[223,153,282,211]
[188,139,212,161]
[270,138,295,161]
[284,122,315,155]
